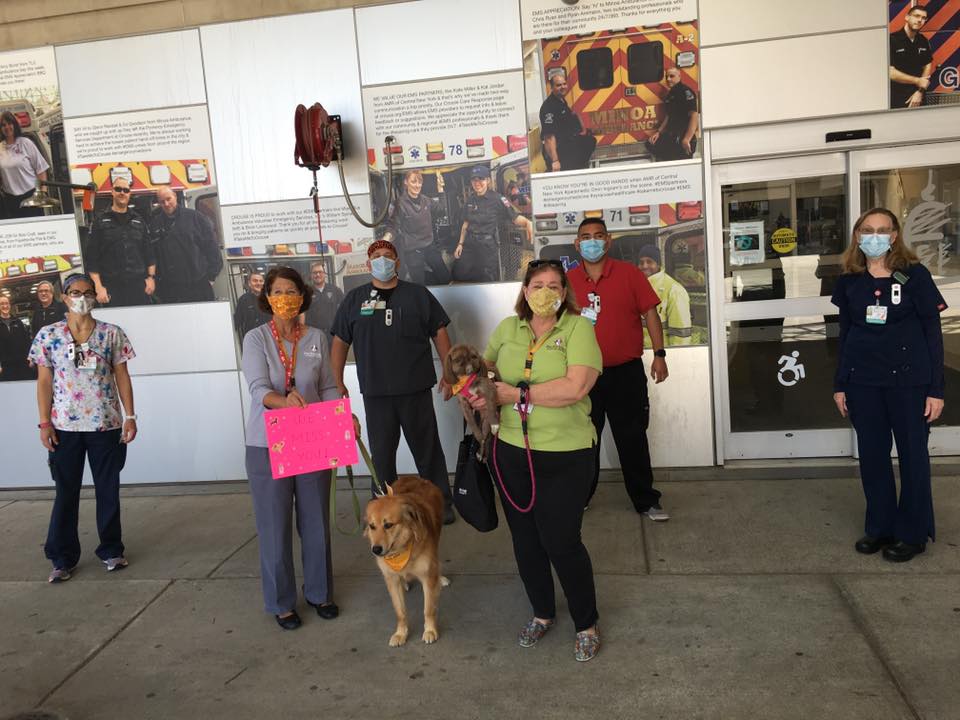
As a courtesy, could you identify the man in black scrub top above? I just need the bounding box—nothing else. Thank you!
[331,239,456,523]
[889,5,933,109]
[646,68,700,162]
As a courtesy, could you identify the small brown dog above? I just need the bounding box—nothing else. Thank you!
[443,344,499,460]
[364,476,448,646]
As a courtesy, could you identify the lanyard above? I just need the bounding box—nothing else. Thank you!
[523,333,551,381]
[269,320,301,392]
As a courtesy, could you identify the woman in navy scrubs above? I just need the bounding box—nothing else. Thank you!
[832,207,946,562]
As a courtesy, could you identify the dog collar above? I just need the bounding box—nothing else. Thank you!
[383,544,412,572]
[452,373,478,402]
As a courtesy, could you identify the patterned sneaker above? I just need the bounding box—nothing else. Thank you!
[517,619,553,648]
[102,557,128,572]
[574,628,601,662]
[48,566,75,583]
[644,504,670,522]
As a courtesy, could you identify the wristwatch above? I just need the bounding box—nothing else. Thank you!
[124,414,138,421]
[654,349,667,358]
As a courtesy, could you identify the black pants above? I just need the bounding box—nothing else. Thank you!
[1,189,43,218]
[645,134,697,162]
[846,384,935,544]
[453,236,498,283]
[492,440,598,631]
[551,134,597,171]
[102,274,150,307]
[158,278,215,303]
[45,429,127,569]
[363,389,452,503]
[404,245,450,286]
[587,357,660,511]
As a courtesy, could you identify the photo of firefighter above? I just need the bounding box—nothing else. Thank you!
[534,203,708,345]
[539,71,597,172]
[0,291,36,381]
[523,21,700,171]
[645,68,700,162]
[76,168,226,308]
[888,1,960,109]
[370,159,535,286]
[229,258,346,349]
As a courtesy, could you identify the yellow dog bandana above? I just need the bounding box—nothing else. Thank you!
[383,544,412,572]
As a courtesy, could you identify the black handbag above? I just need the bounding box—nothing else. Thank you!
[453,434,498,532]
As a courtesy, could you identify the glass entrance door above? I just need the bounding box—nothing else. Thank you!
[711,143,960,460]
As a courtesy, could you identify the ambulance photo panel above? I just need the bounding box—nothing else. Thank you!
[521,0,700,173]
[63,105,227,308]
[888,0,960,110]
[362,71,534,286]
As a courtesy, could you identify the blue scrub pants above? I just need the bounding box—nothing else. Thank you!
[45,429,127,569]
[845,384,935,545]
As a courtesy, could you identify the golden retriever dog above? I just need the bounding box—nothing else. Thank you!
[442,343,499,461]
[364,476,449,646]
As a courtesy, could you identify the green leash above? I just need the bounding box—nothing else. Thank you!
[330,421,387,536]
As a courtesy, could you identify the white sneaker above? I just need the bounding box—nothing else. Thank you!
[48,566,76,583]
[102,557,128,572]
[644,504,670,522]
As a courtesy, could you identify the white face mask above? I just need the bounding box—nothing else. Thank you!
[66,296,95,316]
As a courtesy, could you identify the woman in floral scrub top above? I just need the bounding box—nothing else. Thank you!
[29,273,138,583]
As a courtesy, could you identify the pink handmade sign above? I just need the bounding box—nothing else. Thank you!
[264,398,358,479]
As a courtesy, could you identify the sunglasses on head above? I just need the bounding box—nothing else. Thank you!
[113,186,131,194]
[527,259,564,271]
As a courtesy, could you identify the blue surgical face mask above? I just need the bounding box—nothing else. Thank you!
[579,238,607,262]
[370,256,397,282]
[859,233,892,259]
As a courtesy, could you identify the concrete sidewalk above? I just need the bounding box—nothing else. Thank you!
[1,473,958,720]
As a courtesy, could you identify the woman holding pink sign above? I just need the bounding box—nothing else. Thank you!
[241,266,340,631]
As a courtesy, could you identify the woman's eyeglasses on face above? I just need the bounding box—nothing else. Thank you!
[66,290,96,299]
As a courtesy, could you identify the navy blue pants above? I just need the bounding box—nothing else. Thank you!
[45,429,127,569]
[846,384,935,545]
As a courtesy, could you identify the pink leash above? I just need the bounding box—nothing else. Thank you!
[490,400,536,513]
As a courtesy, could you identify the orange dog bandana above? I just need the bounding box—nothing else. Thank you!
[383,545,412,572]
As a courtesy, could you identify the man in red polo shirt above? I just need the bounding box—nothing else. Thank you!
[567,218,670,520]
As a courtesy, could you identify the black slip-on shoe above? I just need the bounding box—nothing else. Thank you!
[854,535,895,554]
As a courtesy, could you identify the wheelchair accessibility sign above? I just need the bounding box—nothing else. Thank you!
[777,351,805,387]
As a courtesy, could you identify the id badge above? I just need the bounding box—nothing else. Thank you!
[360,300,375,316]
[78,345,97,371]
[374,300,387,310]
[866,305,888,324]
[580,307,598,325]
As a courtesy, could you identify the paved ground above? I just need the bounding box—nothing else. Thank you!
[1,473,959,720]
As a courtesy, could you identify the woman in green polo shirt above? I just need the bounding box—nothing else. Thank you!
[479,258,603,662]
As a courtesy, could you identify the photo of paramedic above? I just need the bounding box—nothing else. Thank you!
[539,71,597,172]
[382,169,451,286]
[30,281,67,341]
[453,166,533,283]
[30,273,137,583]
[241,266,339,630]
[151,186,223,304]
[234,269,272,344]
[889,4,933,109]
[567,220,670,520]
[303,261,344,346]
[86,177,156,307]
[638,244,692,346]
[330,239,456,524]
[0,110,49,219]
[0,294,35,381]
[645,68,699,162]
[473,258,602,661]
[832,207,945,563]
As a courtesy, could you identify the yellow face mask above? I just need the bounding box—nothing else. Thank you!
[527,287,562,318]
[268,295,303,320]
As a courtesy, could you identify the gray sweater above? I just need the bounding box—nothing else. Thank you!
[241,324,339,448]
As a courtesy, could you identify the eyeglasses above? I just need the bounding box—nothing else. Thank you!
[65,290,96,299]
[113,186,131,194]
[527,259,564,271]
